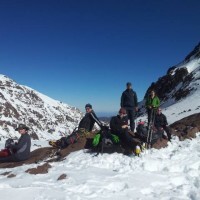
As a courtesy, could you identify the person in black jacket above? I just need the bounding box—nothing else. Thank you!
[154,108,171,141]
[121,82,138,132]
[110,107,138,150]
[0,124,31,162]
[78,103,102,132]
[49,103,102,148]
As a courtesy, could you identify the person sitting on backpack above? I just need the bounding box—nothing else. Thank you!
[154,108,172,141]
[110,107,138,151]
[0,124,31,163]
[145,90,160,125]
[49,103,102,149]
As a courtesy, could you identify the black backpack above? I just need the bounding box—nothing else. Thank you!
[136,122,163,145]
[136,123,148,141]
[5,138,15,149]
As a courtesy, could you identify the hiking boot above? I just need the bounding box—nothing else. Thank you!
[135,145,141,156]
[162,135,168,140]
[49,140,60,148]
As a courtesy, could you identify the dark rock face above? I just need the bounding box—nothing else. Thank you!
[152,138,168,149]
[170,113,200,140]
[57,174,67,180]
[138,42,200,116]
[144,67,193,102]
[7,174,16,178]
[0,171,16,178]
[26,163,52,174]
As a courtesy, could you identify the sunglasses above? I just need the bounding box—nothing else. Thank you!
[119,112,126,115]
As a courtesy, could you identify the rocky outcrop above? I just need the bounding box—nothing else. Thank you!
[26,163,52,174]
[138,42,200,115]
[144,67,193,102]
[170,113,200,140]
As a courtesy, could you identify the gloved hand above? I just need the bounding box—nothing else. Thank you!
[111,134,120,143]
[92,134,101,146]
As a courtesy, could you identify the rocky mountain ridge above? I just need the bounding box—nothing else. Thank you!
[139,42,200,115]
[0,75,82,140]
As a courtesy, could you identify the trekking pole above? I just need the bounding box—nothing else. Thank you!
[135,111,139,132]
[146,109,154,149]
[148,109,156,149]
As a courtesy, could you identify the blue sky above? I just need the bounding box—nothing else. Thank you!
[0,0,200,115]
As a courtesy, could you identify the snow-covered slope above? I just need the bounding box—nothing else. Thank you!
[0,75,82,140]
[139,42,200,124]
[0,134,199,200]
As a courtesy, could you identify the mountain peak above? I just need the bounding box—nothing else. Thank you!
[0,75,82,140]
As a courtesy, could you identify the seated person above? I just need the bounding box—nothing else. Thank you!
[50,103,102,148]
[0,124,31,163]
[154,108,172,141]
[110,107,138,151]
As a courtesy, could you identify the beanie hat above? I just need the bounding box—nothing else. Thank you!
[85,103,92,109]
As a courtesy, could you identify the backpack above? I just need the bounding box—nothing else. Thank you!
[136,122,164,145]
[5,138,15,149]
[92,126,121,155]
[136,122,148,141]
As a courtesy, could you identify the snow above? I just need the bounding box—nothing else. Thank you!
[0,134,200,200]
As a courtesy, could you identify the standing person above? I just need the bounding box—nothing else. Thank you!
[110,107,138,150]
[154,108,172,141]
[0,124,31,163]
[49,103,102,148]
[145,90,160,125]
[120,82,138,132]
